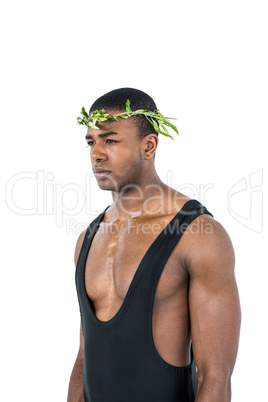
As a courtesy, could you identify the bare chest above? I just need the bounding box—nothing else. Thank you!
[84,218,188,312]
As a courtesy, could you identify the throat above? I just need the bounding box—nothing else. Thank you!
[109,180,170,221]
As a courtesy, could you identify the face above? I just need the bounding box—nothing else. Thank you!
[85,114,149,193]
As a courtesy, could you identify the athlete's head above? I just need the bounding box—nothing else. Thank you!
[89,87,159,139]
[86,88,159,193]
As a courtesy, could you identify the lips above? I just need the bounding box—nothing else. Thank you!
[93,167,111,179]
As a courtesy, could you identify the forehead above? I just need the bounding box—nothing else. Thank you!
[86,113,138,138]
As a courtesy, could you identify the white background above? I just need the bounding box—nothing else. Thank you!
[1,1,267,401]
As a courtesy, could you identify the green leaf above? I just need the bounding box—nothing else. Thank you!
[103,117,115,123]
[77,101,179,139]
[159,122,169,134]
[146,117,158,132]
[125,99,132,114]
[165,121,179,135]
[81,107,88,118]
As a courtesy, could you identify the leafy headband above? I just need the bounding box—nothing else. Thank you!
[77,100,179,140]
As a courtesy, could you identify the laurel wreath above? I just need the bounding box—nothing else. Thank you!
[77,100,179,140]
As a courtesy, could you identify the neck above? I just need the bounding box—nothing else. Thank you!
[110,170,165,220]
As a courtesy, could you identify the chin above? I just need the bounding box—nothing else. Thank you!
[97,182,115,191]
[96,178,118,192]
[96,174,140,193]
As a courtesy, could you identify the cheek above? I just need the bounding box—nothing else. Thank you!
[111,143,142,164]
[110,147,143,180]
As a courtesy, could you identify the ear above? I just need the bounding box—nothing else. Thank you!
[142,134,159,159]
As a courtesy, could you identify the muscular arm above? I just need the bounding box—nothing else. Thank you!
[187,217,241,401]
[67,231,86,402]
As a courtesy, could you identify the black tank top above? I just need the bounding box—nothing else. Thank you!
[75,199,213,402]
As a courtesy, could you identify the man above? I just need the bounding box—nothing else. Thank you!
[67,88,241,402]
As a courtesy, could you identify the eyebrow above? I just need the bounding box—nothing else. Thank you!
[85,131,119,140]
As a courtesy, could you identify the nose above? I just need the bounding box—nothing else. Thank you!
[91,142,108,163]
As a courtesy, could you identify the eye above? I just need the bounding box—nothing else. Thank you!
[86,141,95,147]
[105,139,117,144]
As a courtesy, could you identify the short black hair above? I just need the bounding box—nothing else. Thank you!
[89,87,158,139]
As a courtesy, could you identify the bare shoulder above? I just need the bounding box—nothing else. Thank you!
[185,213,241,387]
[181,213,235,279]
[74,229,87,266]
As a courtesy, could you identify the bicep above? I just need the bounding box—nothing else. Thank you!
[188,219,241,377]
